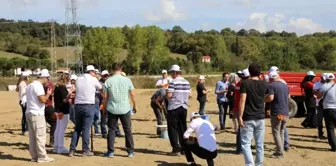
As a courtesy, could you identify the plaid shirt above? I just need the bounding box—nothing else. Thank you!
[104,74,134,115]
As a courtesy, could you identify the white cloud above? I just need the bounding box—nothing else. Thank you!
[237,13,327,34]
[144,0,187,22]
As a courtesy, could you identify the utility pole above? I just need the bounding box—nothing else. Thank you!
[65,0,83,74]
[50,19,56,76]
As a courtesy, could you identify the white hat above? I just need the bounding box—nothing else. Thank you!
[86,65,95,72]
[306,71,315,76]
[162,70,167,74]
[199,75,205,80]
[169,64,181,72]
[242,68,250,77]
[269,66,279,74]
[70,75,77,80]
[321,73,328,80]
[63,71,69,74]
[39,69,50,78]
[21,71,29,77]
[95,69,100,73]
[190,112,201,119]
[326,73,335,80]
[269,71,279,79]
[237,71,242,74]
[101,70,109,76]
[264,75,269,81]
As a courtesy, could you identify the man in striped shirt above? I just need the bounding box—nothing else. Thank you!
[167,64,192,156]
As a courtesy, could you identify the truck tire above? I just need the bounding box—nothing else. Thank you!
[288,98,298,118]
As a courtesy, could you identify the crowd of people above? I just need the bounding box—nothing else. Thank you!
[15,62,336,165]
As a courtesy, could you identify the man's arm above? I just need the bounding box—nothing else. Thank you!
[102,91,109,114]
[317,85,326,99]
[38,86,52,103]
[238,93,246,119]
[183,121,195,139]
[215,82,226,95]
[264,94,274,102]
[130,89,136,110]
[167,82,174,99]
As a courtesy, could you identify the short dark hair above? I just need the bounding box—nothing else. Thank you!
[222,72,230,77]
[248,63,261,77]
[113,63,123,71]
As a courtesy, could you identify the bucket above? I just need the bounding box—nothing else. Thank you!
[156,125,169,139]
[201,114,210,121]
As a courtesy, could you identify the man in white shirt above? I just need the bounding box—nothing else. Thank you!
[69,65,102,157]
[26,69,54,163]
[183,112,217,166]
[156,70,172,88]
[314,73,327,139]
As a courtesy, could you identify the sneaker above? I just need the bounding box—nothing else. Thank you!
[104,152,115,158]
[31,158,37,162]
[284,146,289,152]
[69,150,75,157]
[319,135,327,140]
[37,157,55,163]
[83,151,94,157]
[128,152,134,158]
[94,133,102,136]
[271,153,284,159]
[169,150,180,156]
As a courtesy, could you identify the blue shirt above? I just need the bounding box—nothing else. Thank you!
[215,80,230,102]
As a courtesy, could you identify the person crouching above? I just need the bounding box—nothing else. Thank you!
[183,112,217,166]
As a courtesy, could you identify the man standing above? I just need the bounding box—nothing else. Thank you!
[26,69,54,163]
[166,64,192,156]
[215,72,230,130]
[265,71,290,158]
[317,73,336,152]
[151,88,168,135]
[156,69,172,88]
[197,75,211,115]
[103,63,136,158]
[69,65,102,157]
[239,63,268,166]
[301,71,317,128]
[44,76,56,148]
[313,73,328,139]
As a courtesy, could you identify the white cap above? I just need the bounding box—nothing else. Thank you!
[269,71,279,79]
[237,71,242,74]
[321,73,328,80]
[306,71,315,76]
[95,69,100,73]
[189,112,201,119]
[326,73,335,80]
[169,64,181,72]
[199,75,205,80]
[101,70,109,76]
[70,75,77,80]
[21,71,29,77]
[269,66,279,74]
[264,75,269,81]
[63,71,69,74]
[86,65,95,72]
[242,68,250,77]
[39,69,50,78]
[162,70,167,74]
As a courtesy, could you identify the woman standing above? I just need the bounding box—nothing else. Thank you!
[53,74,72,154]
[227,73,240,133]
[197,75,211,115]
[16,72,29,136]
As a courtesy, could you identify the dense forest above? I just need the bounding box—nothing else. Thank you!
[0,18,335,75]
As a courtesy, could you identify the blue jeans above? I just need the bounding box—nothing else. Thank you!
[70,104,95,152]
[217,99,229,129]
[284,127,289,148]
[93,103,101,134]
[240,119,265,166]
[69,104,76,124]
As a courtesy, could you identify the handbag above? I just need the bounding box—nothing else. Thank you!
[319,83,335,110]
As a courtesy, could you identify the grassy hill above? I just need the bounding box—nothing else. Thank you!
[0,51,28,59]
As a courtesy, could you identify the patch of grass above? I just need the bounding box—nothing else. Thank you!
[0,51,28,59]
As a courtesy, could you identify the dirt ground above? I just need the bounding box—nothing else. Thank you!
[0,90,335,166]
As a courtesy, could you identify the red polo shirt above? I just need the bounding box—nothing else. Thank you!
[233,81,241,112]
[44,81,54,107]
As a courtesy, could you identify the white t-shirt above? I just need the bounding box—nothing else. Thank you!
[183,118,217,152]
[156,77,172,88]
[75,74,102,104]
[26,81,46,115]
[314,81,323,106]
[18,81,27,105]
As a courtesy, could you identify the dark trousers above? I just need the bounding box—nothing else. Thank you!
[107,111,134,153]
[100,110,121,136]
[323,109,336,150]
[151,102,166,135]
[317,107,324,136]
[236,128,241,153]
[217,100,229,129]
[198,100,206,115]
[302,107,317,128]
[45,106,56,145]
[70,104,95,152]
[167,107,187,152]
[19,102,28,133]
[93,103,100,134]
[184,139,217,166]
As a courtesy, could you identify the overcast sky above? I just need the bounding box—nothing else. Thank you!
[1,0,335,35]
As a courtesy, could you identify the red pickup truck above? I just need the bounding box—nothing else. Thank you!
[262,72,323,117]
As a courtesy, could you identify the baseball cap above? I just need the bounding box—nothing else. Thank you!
[199,75,205,80]
[162,70,167,74]
[38,69,50,78]
[63,71,69,74]
[269,71,279,79]
[242,68,250,77]
[237,71,242,74]
[189,112,201,119]
[269,66,279,74]
[169,64,181,72]
[326,73,335,80]
[101,70,109,76]
[70,75,77,80]
[321,73,328,80]
[86,65,95,72]
[306,71,315,76]
[21,71,29,77]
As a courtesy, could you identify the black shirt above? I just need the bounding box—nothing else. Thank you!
[54,85,70,114]
[240,79,268,121]
[227,84,235,102]
[197,82,206,102]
